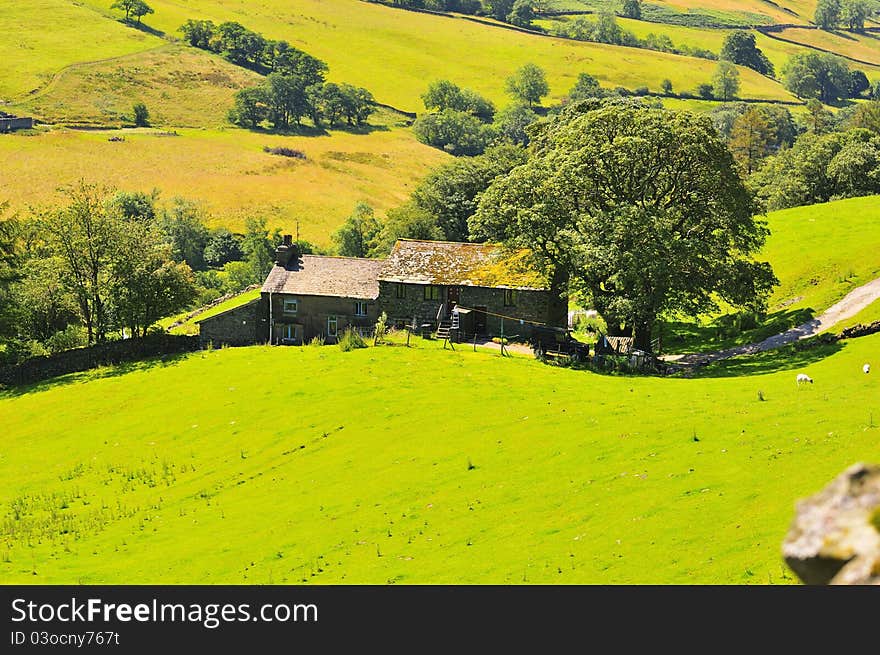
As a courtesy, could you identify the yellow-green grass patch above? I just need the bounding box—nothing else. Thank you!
[771,27,880,68]
[10,45,262,128]
[0,0,163,101]
[77,0,798,109]
[0,126,449,245]
[1,335,878,583]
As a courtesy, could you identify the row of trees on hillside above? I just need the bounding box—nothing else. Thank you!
[0,188,297,364]
[814,0,875,30]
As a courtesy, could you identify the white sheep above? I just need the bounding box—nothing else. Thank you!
[864,363,871,374]
[796,373,813,386]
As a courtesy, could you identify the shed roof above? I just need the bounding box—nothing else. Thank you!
[378,239,546,290]
[262,255,383,300]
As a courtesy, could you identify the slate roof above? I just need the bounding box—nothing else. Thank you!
[262,255,383,300]
[378,239,547,290]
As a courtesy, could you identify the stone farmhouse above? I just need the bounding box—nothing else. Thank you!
[197,236,564,346]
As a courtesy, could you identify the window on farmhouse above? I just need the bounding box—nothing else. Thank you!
[504,289,518,307]
[424,286,441,301]
[283,299,298,314]
[396,283,406,299]
[355,301,368,317]
[327,315,338,337]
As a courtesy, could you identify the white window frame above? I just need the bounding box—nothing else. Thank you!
[283,324,299,341]
[354,301,368,317]
[327,315,338,338]
[283,298,298,315]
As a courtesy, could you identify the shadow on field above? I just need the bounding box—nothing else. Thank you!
[120,20,166,39]
[0,352,193,398]
[689,340,845,378]
[661,308,815,355]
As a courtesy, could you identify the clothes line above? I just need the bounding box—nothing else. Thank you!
[451,304,549,327]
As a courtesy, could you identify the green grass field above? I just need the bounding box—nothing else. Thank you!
[0,123,448,244]
[541,0,809,25]
[0,0,164,101]
[2,331,878,584]
[71,0,796,109]
[662,195,880,353]
[10,45,262,128]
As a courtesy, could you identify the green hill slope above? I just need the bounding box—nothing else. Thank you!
[2,337,878,584]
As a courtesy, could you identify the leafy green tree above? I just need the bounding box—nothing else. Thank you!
[720,30,774,77]
[158,198,211,270]
[815,0,842,29]
[228,87,269,128]
[712,61,740,101]
[110,222,197,338]
[493,102,538,146]
[842,0,869,30]
[371,205,445,257]
[42,182,120,343]
[339,84,375,126]
[129,0,154,25]
[110,0,137,20]
[484,0,515,21]
[10,257,79,343]
[412,109,495,156]
[331,203,382,257]
[264,73,309,130]
[133,102,149,127]
[697,83,714,99]
[505,63,549,107]
[847,100,880,133]
[729,107,776,175]
[203,229,243,267]
[661,79,673,95]
[802,98,836,133]
[594,12,623,44]
[421,80,495,121]
[178,19,215,48]
[241,217,279,279]
[849,69,870,97]
[471,100,777,351]
[568,73,606,101]
[782,52,851,103]
[621,0,641,20]
[507,0,535,28]
[410,144,528,241]
[109,189,157,222]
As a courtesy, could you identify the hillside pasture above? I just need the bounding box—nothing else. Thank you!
[0,125,448,244]
[768,27,880,68]
[1,332,878,584]
[539,0,807,26]
[0,0,163,101]
[75,0,798,109]
[10,45,262,128]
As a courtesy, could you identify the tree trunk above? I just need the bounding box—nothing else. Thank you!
[633,318,654,352]
[547,266,569,328]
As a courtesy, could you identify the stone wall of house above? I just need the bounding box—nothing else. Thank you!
[198,298,267,347]
[267,293,379,344]
[0,334,199,387]
[377,281,554,337]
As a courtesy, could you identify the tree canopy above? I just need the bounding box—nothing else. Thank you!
[720,31,774,77]
[471,100,777,350]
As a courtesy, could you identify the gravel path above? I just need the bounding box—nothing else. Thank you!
[670,276,880,366]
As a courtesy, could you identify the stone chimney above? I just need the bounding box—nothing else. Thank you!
[274,234,299,268]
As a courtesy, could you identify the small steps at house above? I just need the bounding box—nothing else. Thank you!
[435,320,453,341]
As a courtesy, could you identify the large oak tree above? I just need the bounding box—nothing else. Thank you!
[471,99,777,351]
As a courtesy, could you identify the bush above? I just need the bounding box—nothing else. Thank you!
[337,328,367,352]
[263,146,306,159]
[133,102,150,127]
[697,83,714,99]
[374,311,388,345]
[45,324,87,354]
[308,335,325,347]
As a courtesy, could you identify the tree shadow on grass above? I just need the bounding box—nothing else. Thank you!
[0,352,195,399]
[118,20,166,39]
[660,308,816,355]
[686,340,844,378]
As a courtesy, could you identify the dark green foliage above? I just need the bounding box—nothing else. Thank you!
[203,229,243,267]
[493,102,538,146]
[371,205,445,257]
[568,73,606,101]
[410,144,528,241]
[132,102,149,127]
[751,128,880,210]
[338,327,367,352]
[331,203,382,258]
[421,80,495,122]
[157,198,211,271]
[783,52,851,104]
[507,0,535,28]
[472,100,777,351]
[720,31,774,77]
[815,0,842,29]
[228,87,269,129]
[412,109,495,156]
[698,83,714,99]
[505,63,549,107]
[849,70,870,98]
[621,0,641,20]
